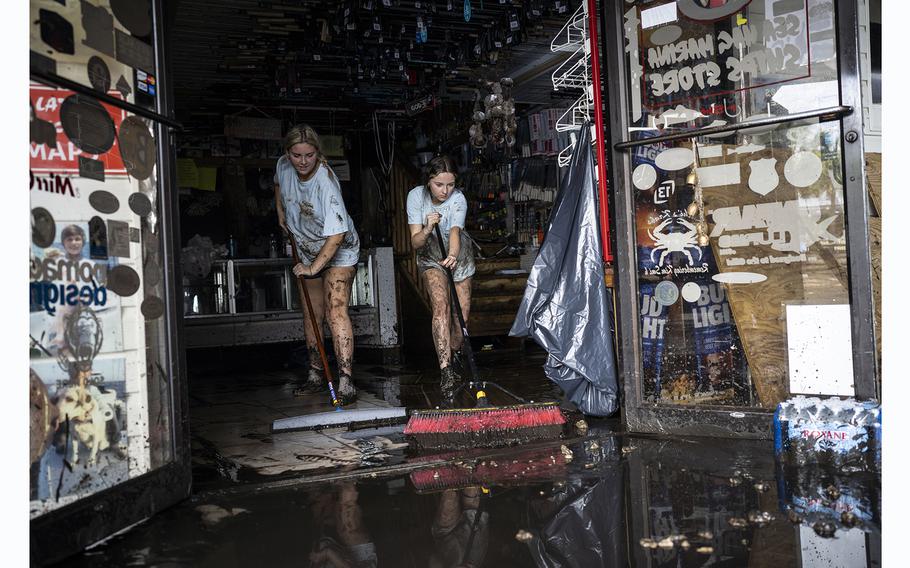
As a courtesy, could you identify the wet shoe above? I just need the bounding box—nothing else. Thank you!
[336,373,357,406]
[292,368,324,397]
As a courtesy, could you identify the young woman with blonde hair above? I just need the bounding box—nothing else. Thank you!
[274,124,361,403]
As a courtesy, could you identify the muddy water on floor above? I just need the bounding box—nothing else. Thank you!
[58,431,880,567]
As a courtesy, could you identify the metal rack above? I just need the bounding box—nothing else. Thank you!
[550,4,595,168]
[548,0,612,261]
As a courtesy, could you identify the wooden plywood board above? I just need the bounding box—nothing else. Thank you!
[701,144,849,408]
[865,153,881,217]
[869,216,882,367]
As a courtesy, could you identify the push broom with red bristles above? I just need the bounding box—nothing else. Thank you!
[403,225,567,450]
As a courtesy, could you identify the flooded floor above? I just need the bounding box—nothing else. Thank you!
[52,340,881,567]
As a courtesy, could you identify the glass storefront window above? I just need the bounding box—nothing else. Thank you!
[29,0,174,518]
[619,0,850,409]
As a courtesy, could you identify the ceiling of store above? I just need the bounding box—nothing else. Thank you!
[165,0,580,133]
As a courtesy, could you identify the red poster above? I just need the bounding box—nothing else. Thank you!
[29,83,129,175]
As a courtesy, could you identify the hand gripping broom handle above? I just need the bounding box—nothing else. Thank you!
[285,229,339,407]
[434,224,478,383]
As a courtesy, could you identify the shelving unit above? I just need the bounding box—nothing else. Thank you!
[550,3,596,168]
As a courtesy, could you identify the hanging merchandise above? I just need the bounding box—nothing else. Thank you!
[468,77,517,150]
[464,0,471,22]
[372,111,396,177]
[416,16,428,44]
[509,124,619,417]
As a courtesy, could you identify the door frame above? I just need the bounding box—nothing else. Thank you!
[598,0,879,438]
[29,0,191,563]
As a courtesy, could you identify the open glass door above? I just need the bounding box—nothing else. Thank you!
[29,0,190,563]
[600,0,877,436]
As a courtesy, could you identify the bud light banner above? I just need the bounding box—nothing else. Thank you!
[639,281,668,399]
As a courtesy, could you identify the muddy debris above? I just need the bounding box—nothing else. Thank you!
[574,419,588,434]
[729,476,743,487]
[747,510,775,527]
[621,445,637,454]
[813,520,838,538]
[824,484,841,501]
[787,509,804,524]
[560,445,573,462]
[841,511,859,528]
[727,517,748,528]
[515,530,533,543]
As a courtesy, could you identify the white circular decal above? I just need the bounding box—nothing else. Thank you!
[784,151,823,187]
[681,282,702,303]
[633,164,657,190]
[650,25,682,46]
[712,272,768,284]
[654,147,695,171]
[654,281,680,306]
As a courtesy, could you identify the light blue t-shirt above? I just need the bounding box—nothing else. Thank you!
[274,156,360,267]
[406,185,468,244]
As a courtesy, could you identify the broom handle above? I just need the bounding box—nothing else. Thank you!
[434,224,478,382]
[285,229,339,407]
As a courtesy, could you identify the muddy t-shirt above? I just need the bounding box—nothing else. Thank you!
[406,185,467,243]
[274,156,360,267]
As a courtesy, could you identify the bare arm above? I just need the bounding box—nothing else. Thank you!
[446,226,461,259]
[274,183,286,231]
[292,233,344,277]
[409,211,441,250]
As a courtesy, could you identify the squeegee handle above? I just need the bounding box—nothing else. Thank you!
[285,229,339,407]
[434,224,479,383]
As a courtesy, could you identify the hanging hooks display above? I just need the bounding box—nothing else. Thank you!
[549,3,594,168]
[372,111,396,177]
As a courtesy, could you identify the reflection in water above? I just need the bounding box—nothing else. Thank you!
[62,434,880,567]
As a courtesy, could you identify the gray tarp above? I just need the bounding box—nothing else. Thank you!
[509,124,619,417]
